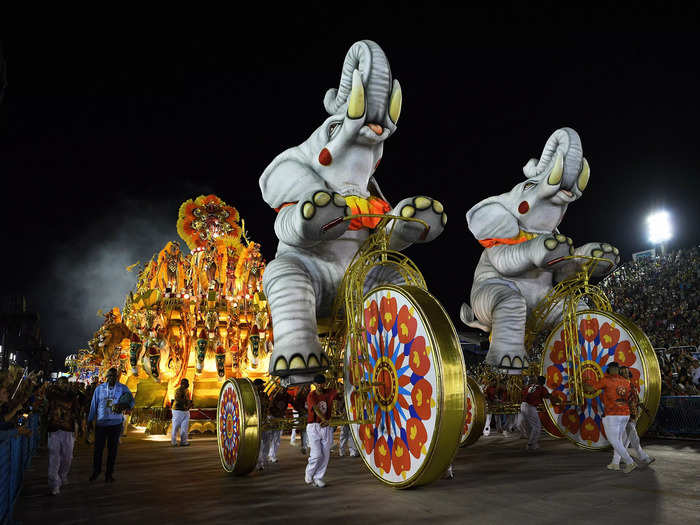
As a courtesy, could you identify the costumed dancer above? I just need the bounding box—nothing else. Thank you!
[305,375,337,488]
[520,375,556,451]
[612,366,654,467]
[584,362,645,473]
[171,378,193,447]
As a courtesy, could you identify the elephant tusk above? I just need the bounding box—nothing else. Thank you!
[389,79,402,124]
[547,153,563,186]
[577,157,590,191]
[347,69,365,119]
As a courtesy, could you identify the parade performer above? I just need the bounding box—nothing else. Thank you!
[305,375,337,488]
[267,389,290,463]
[461,127,619,371]
[520,375,555,451]
[584,362,644,473]
[254,379,273,471]
[612,366,654,467]
[260,39,446,384]
[46,377,81,495]
[171,378,193,447]
[88,367,134,482]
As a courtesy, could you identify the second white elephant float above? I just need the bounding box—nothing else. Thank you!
[461,127,620,371]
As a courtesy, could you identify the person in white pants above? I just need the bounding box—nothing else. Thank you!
[338,425,358,456]
[584,362,645,474]
[46,378,80,495]
[171,379,192,447]
[612,367,654,467]
[520,376,557,451]
[305,375,337,488]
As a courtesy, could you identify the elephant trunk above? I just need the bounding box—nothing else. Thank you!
[324,40,392,124]
[523,127,583,190]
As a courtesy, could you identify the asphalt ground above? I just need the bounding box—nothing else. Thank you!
[14,427,700,525]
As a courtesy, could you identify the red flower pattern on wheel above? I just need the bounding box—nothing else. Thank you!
[542,313,647,449]
[346,289,438,484]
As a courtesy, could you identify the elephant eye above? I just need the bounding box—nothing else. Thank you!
[328,121,342,139]
[524,182,536,191]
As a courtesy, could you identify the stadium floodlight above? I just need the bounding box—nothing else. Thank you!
[647,210,672,254]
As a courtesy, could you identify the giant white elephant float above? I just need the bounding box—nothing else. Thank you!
[460,127,620,371]
[260,40,447,385]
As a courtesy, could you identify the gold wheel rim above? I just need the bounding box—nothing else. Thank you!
[217,377,261,474]
[460,375,486,447]
[345,284,466,488]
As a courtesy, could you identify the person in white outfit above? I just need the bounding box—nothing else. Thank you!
[46,378,80,495]
[253,379,272,471]
[612,366,654,467]
[171,379,192,447]
[584,362,651,474]
[338,425,358,456]
[520,376,557,451]
[267,389,290,463]
[305,375,337,488]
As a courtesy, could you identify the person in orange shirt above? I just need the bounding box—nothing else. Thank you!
[613,366,654,467]
[584,362,637,473]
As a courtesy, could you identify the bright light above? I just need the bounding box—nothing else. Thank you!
[647,211,672,244]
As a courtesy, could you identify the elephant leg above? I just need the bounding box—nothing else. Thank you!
[263,255,329,384]
[473,284,528,371]
[362,263,406,295]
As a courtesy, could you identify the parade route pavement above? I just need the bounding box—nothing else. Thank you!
[14,428,700,524]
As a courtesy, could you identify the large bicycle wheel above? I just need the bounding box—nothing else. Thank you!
[344,284,466,488]
[460,376,486,447]
[540,310,661,450]
[217,378,261,474]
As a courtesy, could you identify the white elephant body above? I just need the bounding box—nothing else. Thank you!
[462,128,619,371]
[260,40,446,385]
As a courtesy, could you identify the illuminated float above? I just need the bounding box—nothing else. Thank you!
[82,195,272,434]
[458,128,660,450]
[216,40,467,488]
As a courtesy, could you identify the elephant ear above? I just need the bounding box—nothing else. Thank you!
[466,197,519,241]
[259,153,327,209]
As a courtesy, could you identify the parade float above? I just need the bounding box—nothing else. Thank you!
[458,127,661,450]
[216,40,469,489]
[78,194,272,434]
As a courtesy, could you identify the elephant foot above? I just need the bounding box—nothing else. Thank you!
[486,352,529,374]
[269,341,329,379]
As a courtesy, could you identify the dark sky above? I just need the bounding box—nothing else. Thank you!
[1,8,699,365]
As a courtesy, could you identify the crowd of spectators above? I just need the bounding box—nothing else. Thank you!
[602,246,700,396]
[1,367,97,440]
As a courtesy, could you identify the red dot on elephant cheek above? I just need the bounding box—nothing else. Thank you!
[318,148,332,166]
[518,201,530,214]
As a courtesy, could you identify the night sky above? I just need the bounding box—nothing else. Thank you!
[1,9,698,365]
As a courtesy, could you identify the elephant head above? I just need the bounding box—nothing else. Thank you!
[467,127,590,237]
[260,40,402,203]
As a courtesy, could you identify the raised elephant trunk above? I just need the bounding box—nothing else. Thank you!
[523,127,583,191]
[323,40,392,124]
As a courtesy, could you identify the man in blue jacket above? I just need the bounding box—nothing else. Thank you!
[87,367,134,482]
